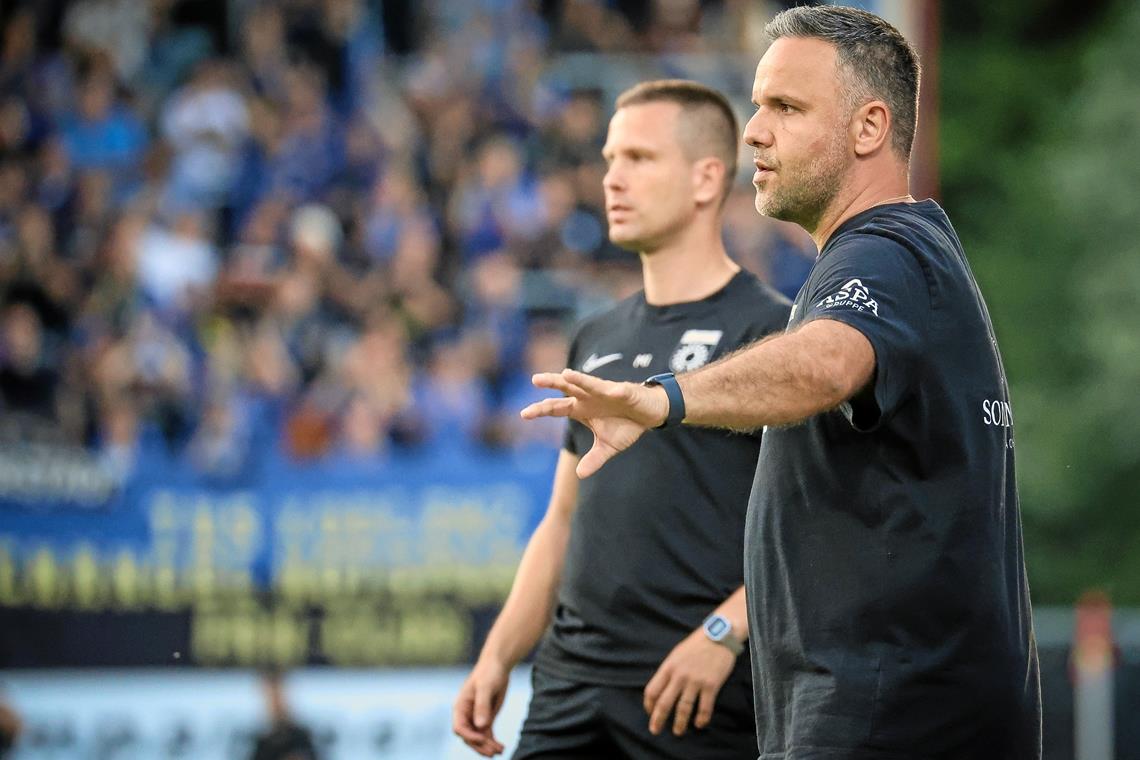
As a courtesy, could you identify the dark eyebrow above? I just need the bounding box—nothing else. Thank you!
[754,92,808,109]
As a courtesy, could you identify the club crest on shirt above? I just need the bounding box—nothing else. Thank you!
[816,278,879,316]
[670,329,723,373]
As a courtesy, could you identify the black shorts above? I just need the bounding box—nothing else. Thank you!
[512,667,758,760]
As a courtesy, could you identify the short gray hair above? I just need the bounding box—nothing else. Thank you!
[765,5,920,159]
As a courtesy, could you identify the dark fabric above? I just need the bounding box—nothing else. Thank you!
[747,200,1041,759]
[536,270,790,687]
[513,666,757,760]
[250,721,318,760]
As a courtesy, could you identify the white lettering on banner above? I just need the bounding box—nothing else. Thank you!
[632,353,653,368]
[816,278,880,316]
[982,399,1014,427]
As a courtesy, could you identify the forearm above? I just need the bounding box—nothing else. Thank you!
[478,515,571,668]
[678,319,874,432]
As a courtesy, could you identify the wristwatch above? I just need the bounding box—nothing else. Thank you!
[702,613,744,656]
[643,372,686,429]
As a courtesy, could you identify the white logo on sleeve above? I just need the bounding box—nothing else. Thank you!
[581,352,623,373]
[816,278,879,316]
[669,329,723,373]
[632,353,653,368]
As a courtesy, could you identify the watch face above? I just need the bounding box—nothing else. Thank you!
[706,616,729,640]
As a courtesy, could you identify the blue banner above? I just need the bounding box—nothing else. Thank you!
[0,446,560,668]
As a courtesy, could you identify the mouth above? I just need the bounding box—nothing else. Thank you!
[607,204,633,219]
[753,159,775,184]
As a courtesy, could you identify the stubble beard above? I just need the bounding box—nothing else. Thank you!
[755,133,849,234]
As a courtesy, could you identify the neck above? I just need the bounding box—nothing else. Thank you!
[810,167,913,251]
[639,218,740,306]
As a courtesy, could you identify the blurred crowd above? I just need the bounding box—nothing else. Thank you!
[0,0,814,484]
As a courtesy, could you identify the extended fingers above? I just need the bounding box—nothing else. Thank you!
[530,371,589,398]
[520,396,575,420]
[561,368,621,396]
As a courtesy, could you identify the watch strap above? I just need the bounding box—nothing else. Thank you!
[702,613,744,656]
[644,372,685,429]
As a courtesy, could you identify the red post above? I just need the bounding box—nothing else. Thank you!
[1073,589,1114,760]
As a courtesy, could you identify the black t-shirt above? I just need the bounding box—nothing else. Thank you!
[536,270,791,687]
[250,720,317,760]
[748,201,1041,759]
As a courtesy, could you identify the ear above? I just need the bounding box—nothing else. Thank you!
[851,100,891,158]
[691,157,725,207]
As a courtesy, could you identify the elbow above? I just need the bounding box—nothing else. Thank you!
[815,353,872,411]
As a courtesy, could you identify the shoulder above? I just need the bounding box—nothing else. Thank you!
[831,202,953,266]
[570,290,644,341]
[821,227,928,283]
[725,270,792,332]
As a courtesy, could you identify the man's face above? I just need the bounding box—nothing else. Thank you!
[743,37,853,230]
[602,101,699,252]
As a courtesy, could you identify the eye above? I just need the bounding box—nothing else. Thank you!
[779,102,795,114]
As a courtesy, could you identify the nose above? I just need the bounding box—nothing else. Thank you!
[743,109,774,149]
[603,162,624,193]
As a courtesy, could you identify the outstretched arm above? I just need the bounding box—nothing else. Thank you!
[679,318,874,431]
[522,319,874,477]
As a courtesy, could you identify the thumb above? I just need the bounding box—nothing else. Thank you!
[474,682,493,728]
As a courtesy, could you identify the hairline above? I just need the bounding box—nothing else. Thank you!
[764,10,918,160]
[613,81,739,204]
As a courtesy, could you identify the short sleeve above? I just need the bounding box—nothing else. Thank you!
[802,234,930,431]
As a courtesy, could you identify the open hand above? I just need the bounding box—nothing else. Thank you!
[520,369,668,478]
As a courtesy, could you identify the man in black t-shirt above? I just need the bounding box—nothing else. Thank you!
[452,81,790,759]
[522,7,1042,760]
[249,671,318,760]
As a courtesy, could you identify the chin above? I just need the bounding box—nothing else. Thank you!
[607,228,642,251]
[608,235,644,253]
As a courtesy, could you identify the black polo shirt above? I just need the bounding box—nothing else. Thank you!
[748,200,1041,759]
[537,269,791,687]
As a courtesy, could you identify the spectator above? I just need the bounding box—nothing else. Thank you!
[266,66,343,203]
[0,0,809,477]
[249,670,318,760]
[135,209,218,315]
[160,60,250,210]
[59,63,147,194]
[490,321,569,451]
[0,302,58,421]
[409,332,492,450]
[95,397,140,484]
[0,690,21,758]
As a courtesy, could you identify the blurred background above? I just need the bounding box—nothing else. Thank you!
[0,0,1136,757]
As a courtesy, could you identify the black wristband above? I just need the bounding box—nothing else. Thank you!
[644,372,686,429]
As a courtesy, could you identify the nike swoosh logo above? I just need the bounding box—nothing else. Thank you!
[581,352,623,373]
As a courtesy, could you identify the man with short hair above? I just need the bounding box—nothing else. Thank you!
[522,7,1042,759]
[453,79,790,759]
